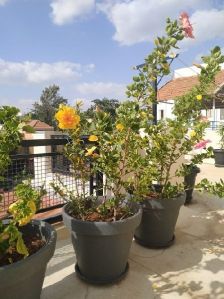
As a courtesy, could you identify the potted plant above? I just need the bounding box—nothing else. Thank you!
[123,14,224,248]
[184,139,213,205]
[0,106,57,299]
[213,123,224,167]
[184,163,200,204]
[53,102,143,284]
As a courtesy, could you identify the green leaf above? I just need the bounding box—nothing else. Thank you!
[22,125,36,133]
[212,46,220,54]
[16,233,29,257]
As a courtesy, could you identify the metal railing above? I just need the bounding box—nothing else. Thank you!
[0,137,103,220]
[208,121,223,130]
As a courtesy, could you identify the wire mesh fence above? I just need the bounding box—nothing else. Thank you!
[0,137,103,219]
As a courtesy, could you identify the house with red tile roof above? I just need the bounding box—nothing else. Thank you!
[157,66,224,128]
[27,120,54,131]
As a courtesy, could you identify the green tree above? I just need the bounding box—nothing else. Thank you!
[31,85,68,128]
[84,98,120,121]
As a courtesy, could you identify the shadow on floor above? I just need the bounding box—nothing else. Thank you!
[152,277,224,299]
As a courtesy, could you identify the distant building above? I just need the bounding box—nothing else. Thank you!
[27,120,54,132]
[22,119,66,176]
[157,66,224,128]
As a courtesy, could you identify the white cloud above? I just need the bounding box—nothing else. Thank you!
[0,59,95,85]
[50,0,95,25]
[97,0,217,45]
[0,97,35,113]
[191,9,224,44]
[74,81,126,100]
[0,0,9,6]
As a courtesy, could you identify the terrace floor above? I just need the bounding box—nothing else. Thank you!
[41,191,224,299]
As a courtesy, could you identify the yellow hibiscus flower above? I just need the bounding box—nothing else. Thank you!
[88,135,98,142]
[55,106,80,130]
[196,94,202,101]
[116,124,124,131]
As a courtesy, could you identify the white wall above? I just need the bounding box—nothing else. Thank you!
[157,100,174,120]
[204,130,221,149]
[31,131,64,183]
[174,63,224,79]
[174,65,201,78]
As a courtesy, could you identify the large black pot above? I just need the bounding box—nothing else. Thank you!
[213,149,224,167]
[184,165,200,205]
[134,193,185,248]
[62,203,142,284]
[0,220,57,299]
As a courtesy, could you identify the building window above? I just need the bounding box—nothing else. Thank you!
[160,110,164,119]
[220,109,224,120]
[206,109,212,118]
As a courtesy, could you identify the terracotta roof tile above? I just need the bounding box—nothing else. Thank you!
[158,70,224,101]
[27,120,54,131]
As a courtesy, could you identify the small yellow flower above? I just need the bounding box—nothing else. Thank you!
[85,146,97,156]
[190,130,196,138]
[88,135,98,142]
[55,105,80,130]
[196,94,202,101]
[116,123,124,131]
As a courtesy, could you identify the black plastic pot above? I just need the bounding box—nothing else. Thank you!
[184,165,200,205]
[62,203,142,284]
[134,193,185,248]
[213,149,224,167]
[0,220,57,299]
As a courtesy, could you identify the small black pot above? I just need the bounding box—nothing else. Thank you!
[184,165,200,205]
[62,203,142,284]
[0,220,57,299]
[213,149,224,167]
[134,193,185,248]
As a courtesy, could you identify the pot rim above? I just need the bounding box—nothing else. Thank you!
[142,192,186,202]
[213,148,224,152]
[62,202,142,225]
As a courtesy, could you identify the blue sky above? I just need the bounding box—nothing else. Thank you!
[0,0,224,112]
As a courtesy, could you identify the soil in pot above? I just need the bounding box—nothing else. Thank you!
[63,203,142,284]
[0,220,57,299]
[134,193,185,248]
[213,149,224,167]
[0,231,46,267]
